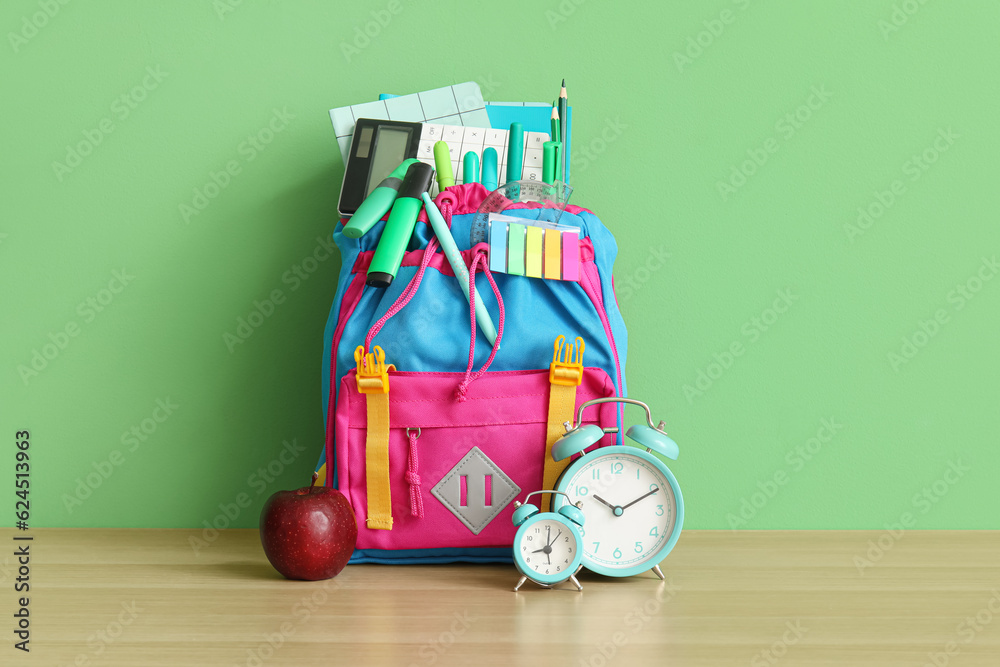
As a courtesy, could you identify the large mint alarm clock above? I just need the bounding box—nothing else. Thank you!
[511,490,586,591]
[552,397,684,579]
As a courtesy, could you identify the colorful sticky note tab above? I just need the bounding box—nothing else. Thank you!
[544,230,561,279]
[507,223,525,276]
[489,221,507,273]
[562,231,580,281]
[525,227,544,278]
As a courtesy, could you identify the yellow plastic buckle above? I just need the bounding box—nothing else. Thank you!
[549,335,585,387]
[355,346,395,394]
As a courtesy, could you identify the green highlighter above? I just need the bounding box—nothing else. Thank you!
[342,158,420,239]
[366,162,435,288]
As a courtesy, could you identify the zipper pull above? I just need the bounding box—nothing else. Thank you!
[405,428,424,518]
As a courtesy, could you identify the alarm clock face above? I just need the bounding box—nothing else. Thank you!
[515,516,581,584]
[556,448,683,577]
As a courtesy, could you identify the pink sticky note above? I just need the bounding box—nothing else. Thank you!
[561,231,580,281]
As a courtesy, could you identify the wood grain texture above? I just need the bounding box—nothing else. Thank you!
[3,529,998,666]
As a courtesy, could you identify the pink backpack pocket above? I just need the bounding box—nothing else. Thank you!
[335,367,618,553]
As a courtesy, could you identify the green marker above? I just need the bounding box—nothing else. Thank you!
[482,147,498,191]
[367,162,434,288]
[507,122,523,184]
[433,141,454,190]
[463,151,479,184]
[342,158,420,239]
[543,141,557,184]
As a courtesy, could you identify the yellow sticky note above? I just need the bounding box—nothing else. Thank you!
[525,227,543,278]
[544,230,562,279]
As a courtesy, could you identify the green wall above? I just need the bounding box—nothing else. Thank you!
[2,1,997,530]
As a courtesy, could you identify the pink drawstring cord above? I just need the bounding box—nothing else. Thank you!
[405,428,423,518]
[455,250,505,401]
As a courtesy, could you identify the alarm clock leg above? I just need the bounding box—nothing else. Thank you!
[568,575,583,591]
[652,565,665,581]
[513,576,528,592]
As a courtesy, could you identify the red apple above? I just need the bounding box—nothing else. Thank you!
[259,485,358,581]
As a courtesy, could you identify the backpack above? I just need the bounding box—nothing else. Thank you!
[313,182,628,563]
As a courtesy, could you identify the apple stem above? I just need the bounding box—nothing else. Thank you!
[311,471,320,487]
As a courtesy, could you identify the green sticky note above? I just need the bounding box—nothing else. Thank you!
[525,226,543,278]
[507,223,525,276]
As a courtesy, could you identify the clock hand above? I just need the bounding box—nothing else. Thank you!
[592,495,619,511]
[532,547,547,553]
[620,486,659,511]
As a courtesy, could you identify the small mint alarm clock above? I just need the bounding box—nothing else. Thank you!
[552,397,684,580]
[511,490,586,591]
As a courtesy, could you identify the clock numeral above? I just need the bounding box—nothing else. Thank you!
[655,504,664,516]
[576,485,589,496]
[592,468,601,480]
[534,528,541,533]
[527,536,533,541]
[636,468,641,480]
[612,548,622,559]
[650,482,658,492]
[649,526,659,538]
[634,541,644,554]
[611,462,623,475]
[556,566,561,572]
[522,546,527,551]
[564,536,569,542]
[592,541,600,553]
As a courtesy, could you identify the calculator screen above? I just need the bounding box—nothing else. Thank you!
[366,127,411,195]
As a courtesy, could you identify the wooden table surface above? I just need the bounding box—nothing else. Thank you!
[4,529,998,666]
